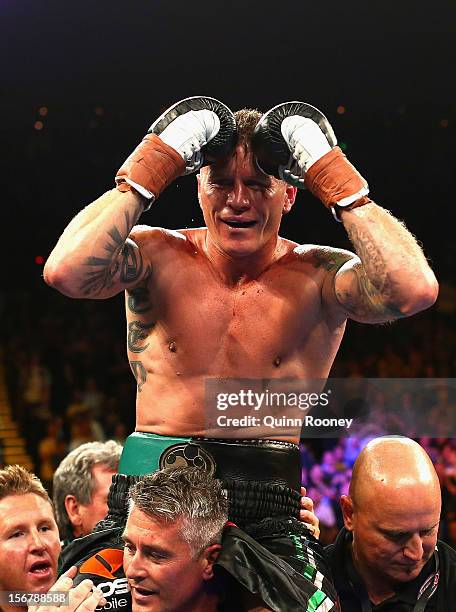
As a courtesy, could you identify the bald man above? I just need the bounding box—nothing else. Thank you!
[325,437,456,611]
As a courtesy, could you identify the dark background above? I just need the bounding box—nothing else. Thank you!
[1,0,455,288]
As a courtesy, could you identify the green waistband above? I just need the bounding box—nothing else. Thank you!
[119,432,191,476]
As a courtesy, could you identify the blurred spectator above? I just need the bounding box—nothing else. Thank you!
[67,391,105,450]
[52,440,122,546]
[80,376,105,420]
[37,417,66,491]
[21,351,52,465]
[441,442,456,547]
[22,351,51,418]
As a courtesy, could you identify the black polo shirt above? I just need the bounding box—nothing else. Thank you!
[325,528,456,611]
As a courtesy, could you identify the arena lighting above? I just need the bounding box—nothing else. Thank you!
[34,121,43,130]
[336,105,345,114]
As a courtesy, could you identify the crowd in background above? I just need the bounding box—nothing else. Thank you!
[1,286,455,547]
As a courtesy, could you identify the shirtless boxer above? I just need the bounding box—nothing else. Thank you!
[45,97,438,610]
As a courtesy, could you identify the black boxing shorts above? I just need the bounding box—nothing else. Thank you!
[60,433,338,611]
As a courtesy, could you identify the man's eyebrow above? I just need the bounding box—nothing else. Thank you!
[380,522,439,537]
[121,533,169,555]
[208,172,271,184]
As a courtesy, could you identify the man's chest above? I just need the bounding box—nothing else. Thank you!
[155,270,324,351]
[125,263,333,371]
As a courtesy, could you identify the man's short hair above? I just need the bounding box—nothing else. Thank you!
[128,467,228,557]
[234,108,262,150]
[0,464,51,504]
[53,440,122,540]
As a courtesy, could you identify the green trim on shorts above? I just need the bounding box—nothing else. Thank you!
[307,590,331,611]
[119,432,191,475]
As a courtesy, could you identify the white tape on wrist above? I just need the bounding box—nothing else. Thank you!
[124,178,155,211]
[331,186,370,222]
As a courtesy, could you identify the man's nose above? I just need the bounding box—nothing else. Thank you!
[28,530,45,552]
[125,552,147,581]
[403,534,424,562]
[226,182,250,211]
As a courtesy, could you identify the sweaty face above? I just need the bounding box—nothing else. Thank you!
[198,146,296,258]
[123,507,213,612]
[349,485,440,587]
[76,463,116,537]
[0,493,61,594]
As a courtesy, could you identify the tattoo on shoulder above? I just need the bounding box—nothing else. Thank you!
[130,360,147,392]
[311,250,351,272]
[80,209,144,296]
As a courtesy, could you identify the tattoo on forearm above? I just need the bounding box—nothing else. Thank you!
[80,255,120,295]
[130,360,147,392]
[80,206,143,296]
[128,320,155,353]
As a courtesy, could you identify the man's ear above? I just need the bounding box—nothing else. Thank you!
[340,495,355,531]
[201,544,222,581]
[64,495,82,529]
[283,184,297,214]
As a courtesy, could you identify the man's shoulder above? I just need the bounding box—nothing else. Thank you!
[324,527,347,562]
[130,225,205,250]
[280,241,356,273]
[437,539,456,564]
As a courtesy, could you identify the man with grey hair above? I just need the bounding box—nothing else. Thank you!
[53,440,122,544]
[123,466,228,611]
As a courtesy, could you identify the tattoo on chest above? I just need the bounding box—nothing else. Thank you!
[129,360,147,392]
[128,320,155,353]
[127,284,152,314]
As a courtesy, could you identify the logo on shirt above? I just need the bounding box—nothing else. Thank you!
[79,548,124,580]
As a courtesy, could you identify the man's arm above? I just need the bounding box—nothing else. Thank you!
[252,102,439,323]
[330,202,438,323]
[44,96,237,299]
[44,190,150,299]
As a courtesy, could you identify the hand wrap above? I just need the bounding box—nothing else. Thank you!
[305,146,371,220]
[115,133,185,205]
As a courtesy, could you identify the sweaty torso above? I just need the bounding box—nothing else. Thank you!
[126,228,348,443]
